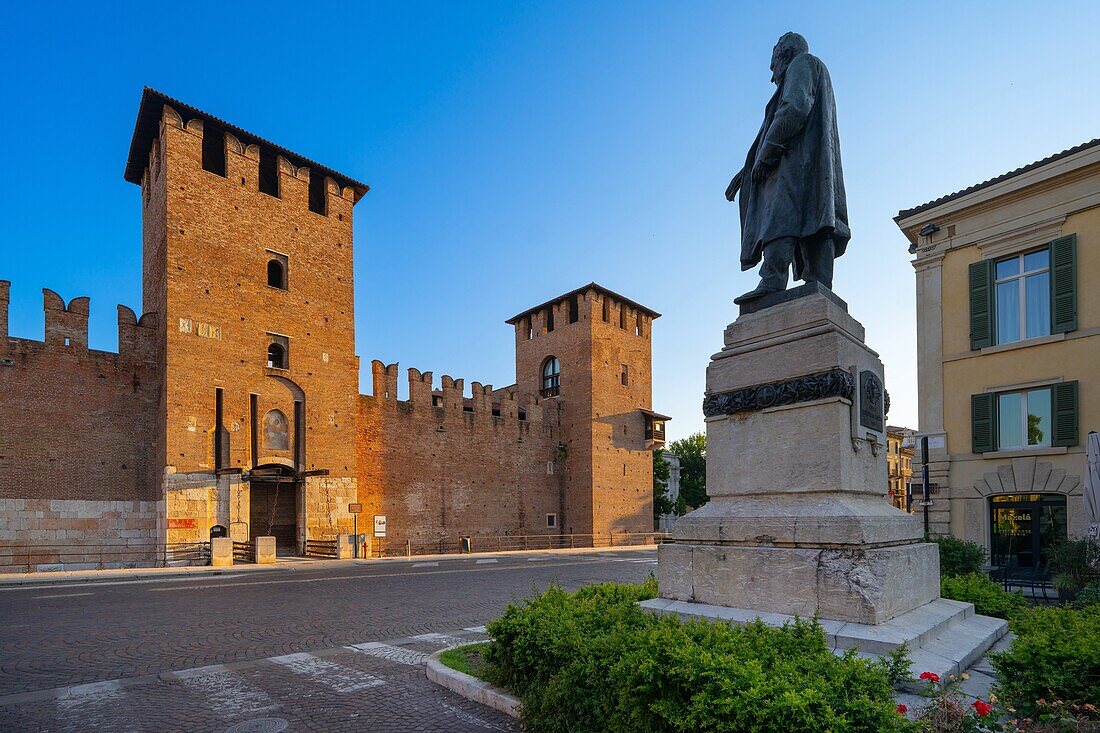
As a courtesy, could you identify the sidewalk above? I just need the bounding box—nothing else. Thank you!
[0,543,657,587]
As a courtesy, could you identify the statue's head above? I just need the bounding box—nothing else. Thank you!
[770,32,808,84]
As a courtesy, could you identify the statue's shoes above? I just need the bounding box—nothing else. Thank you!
[733,286,782,305]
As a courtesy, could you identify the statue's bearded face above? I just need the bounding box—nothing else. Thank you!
[770,45,794,85]
[769,33,808,85]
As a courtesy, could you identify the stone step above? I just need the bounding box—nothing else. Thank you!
[830,598,973,655]
[641,596,1008,687]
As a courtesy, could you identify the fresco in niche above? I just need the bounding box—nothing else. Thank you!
[263,409,290,451]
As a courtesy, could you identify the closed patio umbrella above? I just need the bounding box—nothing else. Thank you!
[1086,431,1100,539]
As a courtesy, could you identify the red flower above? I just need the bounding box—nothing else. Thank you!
[972,700,992,717]
[895,704,908,715]
[919,671,941,684]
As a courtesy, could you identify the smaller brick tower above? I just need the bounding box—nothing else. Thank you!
[509,284,668,539]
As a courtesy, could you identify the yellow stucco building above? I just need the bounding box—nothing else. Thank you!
[887,426,915,512]
[896,138,1097,577]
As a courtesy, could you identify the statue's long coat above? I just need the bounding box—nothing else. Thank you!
[738,51,850,276]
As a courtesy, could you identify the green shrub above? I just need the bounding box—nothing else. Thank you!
[939,572,1029,619]
[1072,580,1100,609]
[1048,538,1100,594]
[928,534,988,576]
[991,604,1100,720]
[486,580,912,733]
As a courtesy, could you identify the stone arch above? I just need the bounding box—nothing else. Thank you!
[973,456,1082,497]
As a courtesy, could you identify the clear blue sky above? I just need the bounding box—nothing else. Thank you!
[3,1,1099,440]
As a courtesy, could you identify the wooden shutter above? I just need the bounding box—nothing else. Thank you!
[1050,234,1078,334]
[969,259,995,349]
[971,392,996,453]
[1051,381,1079,447]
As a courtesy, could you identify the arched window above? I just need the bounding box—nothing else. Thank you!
[541,356,560,397]
[267,342,287,369]
[267,259,286,289]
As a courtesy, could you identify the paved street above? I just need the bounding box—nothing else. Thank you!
[0,548,657,732]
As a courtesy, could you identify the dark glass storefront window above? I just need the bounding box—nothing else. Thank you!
[989,493,1067,575]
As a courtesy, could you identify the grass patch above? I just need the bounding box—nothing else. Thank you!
[439,642,495,681]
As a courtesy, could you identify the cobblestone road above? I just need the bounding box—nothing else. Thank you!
[0,549,657,732]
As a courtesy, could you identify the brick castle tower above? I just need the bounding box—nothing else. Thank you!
[508,284,666,538]
[125,89,368,552]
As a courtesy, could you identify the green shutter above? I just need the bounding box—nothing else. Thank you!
[1051,380,1079,447]
[1050,234,1078,334]
[972,392,996,453]
[969,259,995,349]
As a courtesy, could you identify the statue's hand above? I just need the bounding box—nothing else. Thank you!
[725,170,744,201]
[751,158,774,185]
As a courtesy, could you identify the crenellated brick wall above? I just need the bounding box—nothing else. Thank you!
[358,361,566,548]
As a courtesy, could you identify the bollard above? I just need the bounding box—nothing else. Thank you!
[210,537,233,567]
[254,536,276,564]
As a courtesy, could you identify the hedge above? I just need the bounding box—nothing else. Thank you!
[485,580,912,733]
[991,604,1100,720]
[939,572,1029,619]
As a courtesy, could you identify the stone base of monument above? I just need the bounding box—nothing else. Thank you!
[639,596,1008,683]
[648,286,1007,681]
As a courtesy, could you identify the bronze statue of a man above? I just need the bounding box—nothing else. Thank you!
[726,32,850,305]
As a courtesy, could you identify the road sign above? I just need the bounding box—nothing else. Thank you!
[348,503,363,514]
[374,515,387,537]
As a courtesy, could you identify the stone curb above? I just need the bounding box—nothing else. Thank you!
[0,544,655,587]
[425,647,521,720]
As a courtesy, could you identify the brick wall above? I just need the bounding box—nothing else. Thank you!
[358,362,565,550]
[0,285,160,568]
[0,289,158,502]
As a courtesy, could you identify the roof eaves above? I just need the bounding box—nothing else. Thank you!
[895,136,1100,222]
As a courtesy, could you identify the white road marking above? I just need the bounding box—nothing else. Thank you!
[475,558,498,564]
[32,592,93,599]
[268,652,384,692]
[176,664,278,714]
[55,680,125,712]
[411,562,439,568]
[409,632,467,647]
[348,642,428,666]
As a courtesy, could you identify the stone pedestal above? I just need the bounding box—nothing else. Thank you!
[254,536,276,564]
[210,537,233,567]
[337,534,356,559]
[659,289,938,624]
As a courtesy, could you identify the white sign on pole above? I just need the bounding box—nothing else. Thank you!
[373,515,387,537]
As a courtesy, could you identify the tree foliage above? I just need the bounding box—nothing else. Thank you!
[652,449,674,519]
[669,432,707,509]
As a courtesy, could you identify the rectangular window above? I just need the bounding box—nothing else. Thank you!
[994,249,1050,345]
[621,364,629,386]
[995,388,1052,450]
[546,513,557,528]
[201,121,226,177]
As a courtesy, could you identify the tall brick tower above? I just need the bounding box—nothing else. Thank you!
[508,284,667,539]
[124,89,368,553]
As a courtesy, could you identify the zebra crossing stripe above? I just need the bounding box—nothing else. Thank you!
[348,642,428,666]
[268,652,385,691]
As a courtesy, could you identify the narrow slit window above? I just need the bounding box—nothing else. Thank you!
[308,171,327,215]
[258,148,280,198]
[200,121,226,177]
